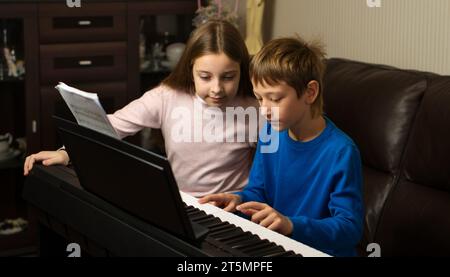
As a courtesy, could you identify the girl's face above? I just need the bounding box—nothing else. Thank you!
[193,53,241,107]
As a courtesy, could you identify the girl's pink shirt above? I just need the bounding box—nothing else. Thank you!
[107,85,258,197]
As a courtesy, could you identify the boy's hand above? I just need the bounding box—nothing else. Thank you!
[24,150,70,176]
[237,202,293,236]
[198,193,242,212]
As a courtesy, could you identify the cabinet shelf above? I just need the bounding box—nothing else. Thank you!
[0,76,24,83]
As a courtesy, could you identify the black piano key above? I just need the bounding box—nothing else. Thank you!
[188,211,207,220]
[263,251,289,257]
[208,222,235,232]
[206,221,230,231]
[230,236,262,250]
[204,237,249,257]
[209,225,242,238]
[265,250,299,257]
[258,246,288,257]
[194,216,221,226]
[214,230,248,242]
[226,233,259,245]
[185,206,200,212]
[288,252,303,257]
[233,239,271,253]
[210,228,244,241]
[217,235,255,250]
[188,213,208,221]
[243,241,277,256]
[190,215,215,224]
[185,205,197,213]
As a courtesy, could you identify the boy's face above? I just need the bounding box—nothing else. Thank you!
[193,53,241,107]
[252,81,312,132]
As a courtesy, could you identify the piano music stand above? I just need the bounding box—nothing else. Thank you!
[53,116,208,244]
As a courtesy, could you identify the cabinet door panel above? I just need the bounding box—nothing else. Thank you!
[40,42,127,84]
[39,3,126,43]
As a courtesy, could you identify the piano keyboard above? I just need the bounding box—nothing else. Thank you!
[181,192,330,257]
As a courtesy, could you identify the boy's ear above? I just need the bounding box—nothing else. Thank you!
[304,80,320,105]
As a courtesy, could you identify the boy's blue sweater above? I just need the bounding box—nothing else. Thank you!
[237,118,364,256]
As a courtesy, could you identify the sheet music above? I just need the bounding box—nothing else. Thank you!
[55,82,119,139]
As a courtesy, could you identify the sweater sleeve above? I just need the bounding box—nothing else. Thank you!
[107,86,165,139]
[235,141,268,203]
[290,145,364,253]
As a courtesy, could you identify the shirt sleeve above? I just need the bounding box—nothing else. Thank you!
[107,86,165,139]
[235,140,268,203]
[290,145,364,253]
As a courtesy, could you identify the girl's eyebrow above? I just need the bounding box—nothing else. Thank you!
[222,70,238,74]
[196,70,238,75]
[196,70,211,74]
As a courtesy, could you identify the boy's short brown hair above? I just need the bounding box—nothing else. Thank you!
[250,37,326,118]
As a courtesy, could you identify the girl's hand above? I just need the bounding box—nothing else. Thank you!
[198,193,242,212]
[236,201,293,236]
[24,150,70,176]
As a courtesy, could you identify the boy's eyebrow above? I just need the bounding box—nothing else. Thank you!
[253,91,281,97]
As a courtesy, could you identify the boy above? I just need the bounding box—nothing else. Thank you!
[199,37,364,256]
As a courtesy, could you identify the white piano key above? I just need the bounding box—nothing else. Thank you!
[180,191,330,257]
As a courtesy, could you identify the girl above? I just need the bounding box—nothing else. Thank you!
[24,20,258,197]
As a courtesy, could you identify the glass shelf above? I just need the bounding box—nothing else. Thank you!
[139,13,194,87]
[0,76,24,83]
[140,64,171,74]
[1,19,25,83]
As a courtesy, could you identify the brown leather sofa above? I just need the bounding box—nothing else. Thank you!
[323,58,450,256]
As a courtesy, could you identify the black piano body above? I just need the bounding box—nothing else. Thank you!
[23,165,302,257]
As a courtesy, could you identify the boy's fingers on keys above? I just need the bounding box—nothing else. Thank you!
[198,194,224,204]
[237,201,266,211]
[236,206,259,216]
[223,202,238,212]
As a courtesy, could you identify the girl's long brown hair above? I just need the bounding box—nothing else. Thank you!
[163,20,253,97]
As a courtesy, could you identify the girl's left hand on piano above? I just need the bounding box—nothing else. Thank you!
[236,202,293,236]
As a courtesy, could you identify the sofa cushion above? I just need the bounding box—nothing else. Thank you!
[375,76,450,256]
[323,58,428,250]
[402,77,450,191]
[375,180,450,256]
[323,58,427,173]
[359,166,396,252]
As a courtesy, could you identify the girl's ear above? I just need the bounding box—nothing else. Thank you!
[305,80,320,105]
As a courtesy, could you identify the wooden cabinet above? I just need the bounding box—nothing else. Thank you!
[0,0,197,256]
[37,3,130,151]
[0,3,39,257]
